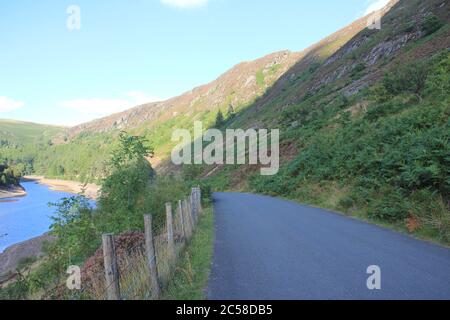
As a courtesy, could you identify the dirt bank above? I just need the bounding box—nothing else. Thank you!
[0,185,27,200]
[0,233,55,284]
[23,176,100,200]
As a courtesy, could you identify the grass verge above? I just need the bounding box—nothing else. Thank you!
[162,206,215,300]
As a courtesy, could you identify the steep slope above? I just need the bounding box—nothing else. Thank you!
[66,1,389,140]
[194,0,450,244]
[231,0,449,129]
[27,8,389,182]
[66,50,302,138]
[38,0,397,180]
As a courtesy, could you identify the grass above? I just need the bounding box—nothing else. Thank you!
[0,119,63,144]
[256,70,265,88]
[162,206,214,300]
[286,182,450,248]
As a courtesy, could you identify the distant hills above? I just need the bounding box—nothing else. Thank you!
[0,120,63,145]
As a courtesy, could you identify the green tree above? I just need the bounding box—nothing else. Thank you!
[227,104,235,120]
[48,196,98,266]
[214,110,225,128]
[98,132,155,232]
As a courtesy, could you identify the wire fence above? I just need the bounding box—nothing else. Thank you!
[60,187,203,300]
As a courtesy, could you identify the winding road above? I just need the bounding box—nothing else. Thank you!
[207,193,450,300]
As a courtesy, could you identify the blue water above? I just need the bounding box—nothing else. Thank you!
[0,181,75,253]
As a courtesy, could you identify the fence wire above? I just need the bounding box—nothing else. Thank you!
[59,188,203,300]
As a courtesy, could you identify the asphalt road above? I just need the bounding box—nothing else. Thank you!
[207,192,450,300]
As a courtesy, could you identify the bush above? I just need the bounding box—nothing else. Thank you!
[382,61,430,97]
[338,196,355,210]
[350,63,366,78]
[366,186,410,221]
[424,52,450,98]
[421,14,444,36]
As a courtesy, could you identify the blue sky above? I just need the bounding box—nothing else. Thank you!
[0,0,388,126]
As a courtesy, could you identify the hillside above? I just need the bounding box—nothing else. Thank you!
[0,120,63,145]
[0,120,65,175]
[66,50,302,138]
[194,0,450,243]
[0,0,448,242]
[19,2,403,181]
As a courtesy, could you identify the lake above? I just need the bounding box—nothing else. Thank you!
[0,181,75,253]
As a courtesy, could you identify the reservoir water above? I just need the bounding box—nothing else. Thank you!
[0,181,75,253]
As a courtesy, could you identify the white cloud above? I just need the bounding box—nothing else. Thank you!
[365,0,390,15]
[0,96,24,113]
[160,0,209,9]
[124,91,161,105]
[59,91,161,116]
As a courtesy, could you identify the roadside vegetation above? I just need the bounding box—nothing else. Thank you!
[249,52,450,244]
[163,206,214,300]
[194,51,449,246]
[0,132,213,300]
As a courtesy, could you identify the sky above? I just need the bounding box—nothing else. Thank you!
[0,0,389,126]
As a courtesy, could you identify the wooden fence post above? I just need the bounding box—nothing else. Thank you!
[166,203,176,260]
[102,234,121,300]
[191,188,198,224]
[144,214,161,299]
[188,196,195,229]
[178,200,185,241]
[198,187,202,214]
[189,192,196,227]
[182,198,192,239]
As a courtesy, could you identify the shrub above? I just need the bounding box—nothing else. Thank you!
[214,110,225,128]
[382,61,430,97]
[421,14,444,35]
[367,187,409,221]
[350,63,366,78]
[338,196,355,210]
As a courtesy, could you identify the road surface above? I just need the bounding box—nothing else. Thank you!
[207,192,450,300]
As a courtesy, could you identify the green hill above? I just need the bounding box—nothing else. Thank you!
[0,119,63,144]
[0,120,64,175]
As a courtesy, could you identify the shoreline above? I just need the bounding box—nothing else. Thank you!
[0,233,55,285]
[23,175,100,200]
[0,176,99,285]
[0,185,27,200]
